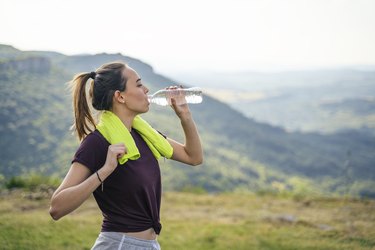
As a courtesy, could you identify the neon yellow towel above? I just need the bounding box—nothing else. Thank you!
[96,111,173,165]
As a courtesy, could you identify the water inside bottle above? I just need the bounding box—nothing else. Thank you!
[184,90,203,104]
[148,87,203,106]
[148,95,170,106]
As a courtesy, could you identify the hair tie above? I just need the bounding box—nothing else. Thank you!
[89,71,96,79]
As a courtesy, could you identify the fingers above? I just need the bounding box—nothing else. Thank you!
[169,97,178,112]
[170,97,177,108]
[166,84,183,90]
[109,143,127,158]
[170,97,186,108]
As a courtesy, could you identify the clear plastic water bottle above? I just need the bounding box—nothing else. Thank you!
[148,87,203,106]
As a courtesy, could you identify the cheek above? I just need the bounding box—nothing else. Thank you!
[125,92,142,102]
[125,93,147,108]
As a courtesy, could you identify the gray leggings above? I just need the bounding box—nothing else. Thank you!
[91,232,161,250]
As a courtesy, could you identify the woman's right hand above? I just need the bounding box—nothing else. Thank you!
[104,143,127,171]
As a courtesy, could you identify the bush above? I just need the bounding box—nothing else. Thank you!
[5,173,61,190]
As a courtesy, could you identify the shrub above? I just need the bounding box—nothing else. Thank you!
[5,173,61,190]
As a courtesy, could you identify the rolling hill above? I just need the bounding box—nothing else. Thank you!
[0,44,374,197]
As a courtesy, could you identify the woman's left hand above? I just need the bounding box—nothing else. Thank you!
[167,86,191,118]
[170,97,191,118]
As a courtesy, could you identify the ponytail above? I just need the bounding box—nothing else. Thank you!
[69,61,127,140]
[70,73,96,141]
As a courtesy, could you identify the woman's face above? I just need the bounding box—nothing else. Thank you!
[121,66,150,114]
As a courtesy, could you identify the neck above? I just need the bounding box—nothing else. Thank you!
[111,108,136,132]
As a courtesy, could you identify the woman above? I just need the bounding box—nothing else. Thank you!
[49,61,203,250]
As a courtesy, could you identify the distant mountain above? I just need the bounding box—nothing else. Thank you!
[173,69,375,133]
[321,98,375,116]
[0,44,374,197]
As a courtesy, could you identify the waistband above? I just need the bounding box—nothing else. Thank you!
[99,232,159,247]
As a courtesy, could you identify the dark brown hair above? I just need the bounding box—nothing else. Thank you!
[70,62,127,140]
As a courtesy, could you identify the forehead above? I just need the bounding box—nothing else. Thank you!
[123,66,140,83]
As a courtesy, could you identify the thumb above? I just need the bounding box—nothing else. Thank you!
[170,97,177,109]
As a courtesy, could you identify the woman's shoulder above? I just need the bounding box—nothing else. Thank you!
[73,130,109,172]
[80,130,109,150]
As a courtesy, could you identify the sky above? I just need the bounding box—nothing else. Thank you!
[1,0,375,74]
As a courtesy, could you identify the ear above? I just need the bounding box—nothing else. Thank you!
[114,90,126,104]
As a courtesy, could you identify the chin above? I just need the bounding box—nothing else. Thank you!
[142,106,150,113]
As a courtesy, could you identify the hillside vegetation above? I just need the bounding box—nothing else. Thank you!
[0,44,374,197]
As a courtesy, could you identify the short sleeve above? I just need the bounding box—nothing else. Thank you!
[71,131,109,173]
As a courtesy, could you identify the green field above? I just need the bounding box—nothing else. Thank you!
[1,190,374,250]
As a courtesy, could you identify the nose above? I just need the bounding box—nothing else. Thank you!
[143,85,149,94]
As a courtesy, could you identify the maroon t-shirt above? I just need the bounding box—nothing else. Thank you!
[72,129,163,234]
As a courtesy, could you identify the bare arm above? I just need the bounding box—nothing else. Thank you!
[49,143,126,220]
[168,98,203,166]
[49,162,106,220]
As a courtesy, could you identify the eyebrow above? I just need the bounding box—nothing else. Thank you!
[136,78,141,82]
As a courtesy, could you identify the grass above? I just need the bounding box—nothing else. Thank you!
[0,190,374,249]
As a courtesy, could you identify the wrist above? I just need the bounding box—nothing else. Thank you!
[178,111,192,121]
[95,171,104,192]
[99,164,115,179]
